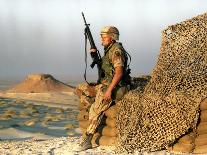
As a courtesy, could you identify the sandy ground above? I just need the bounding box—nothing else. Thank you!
[0,136,174,155]
[0,136,118,155]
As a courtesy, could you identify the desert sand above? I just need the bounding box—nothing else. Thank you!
[0,135,172,155]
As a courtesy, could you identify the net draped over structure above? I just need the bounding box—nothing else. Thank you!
[116,13,207,153]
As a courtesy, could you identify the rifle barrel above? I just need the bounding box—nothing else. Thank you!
[81,12,87,25]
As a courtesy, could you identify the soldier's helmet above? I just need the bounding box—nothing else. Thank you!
[100,26,119,41]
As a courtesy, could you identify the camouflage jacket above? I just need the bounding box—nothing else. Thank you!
[100,42,131,87]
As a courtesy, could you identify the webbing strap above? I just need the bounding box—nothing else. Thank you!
[84,31,90,85]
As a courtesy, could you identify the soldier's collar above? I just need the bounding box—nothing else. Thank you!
[104,41,116,55]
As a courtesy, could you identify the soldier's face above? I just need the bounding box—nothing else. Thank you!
[101,34,113,47]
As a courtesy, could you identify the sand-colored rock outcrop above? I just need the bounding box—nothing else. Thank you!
[6,74,74,93]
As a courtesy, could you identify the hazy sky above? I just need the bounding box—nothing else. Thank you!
[0,0,206,81]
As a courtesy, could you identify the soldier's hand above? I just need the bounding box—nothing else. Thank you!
[90,48,97,53]
[104,89,112,103]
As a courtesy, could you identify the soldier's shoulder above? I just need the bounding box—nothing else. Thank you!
[113,42,123,50]
[108,44,124,62]
[110,42,124,54]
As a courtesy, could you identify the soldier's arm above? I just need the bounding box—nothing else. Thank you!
[104,49,124,101]
[107,66,123,91]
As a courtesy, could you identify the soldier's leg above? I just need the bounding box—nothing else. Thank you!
[86,85,129,135]
[74,84,112,151]
[86,84,112,134]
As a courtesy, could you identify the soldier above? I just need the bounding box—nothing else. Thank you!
[75,26,131,151]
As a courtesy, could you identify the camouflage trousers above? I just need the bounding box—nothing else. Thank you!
[76,83,128,134]
[86,84,112,134]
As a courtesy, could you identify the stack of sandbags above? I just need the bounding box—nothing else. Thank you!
[77,108,89,131]
[168,98,207,154]
[77,95,94,133]
[168,132,196,153]
[96,105,118,146]
[75,83,96,132]
[194,98,207,154]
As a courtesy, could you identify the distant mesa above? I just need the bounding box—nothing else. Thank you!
[6,74,74,93]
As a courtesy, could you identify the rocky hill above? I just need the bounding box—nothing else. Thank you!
[6,74,74,93]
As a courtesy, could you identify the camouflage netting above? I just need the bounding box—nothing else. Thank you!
[116,13,207,153]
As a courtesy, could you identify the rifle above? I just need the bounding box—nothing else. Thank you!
[82,12,103,84]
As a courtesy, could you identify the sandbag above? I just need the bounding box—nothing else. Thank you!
[79,120,106,131]
[78,101,89,110]
[178,132,195,144]
[171,143,194,153]
[197,122,207,135]
[194,145,207,154]
[195,134,207,146]
[200,98,207,111]
[200,110,207,122]
[99,136,117,146]
[79,120,89,129]
[77,109,89,121]
[102,126,118,137]
[78,95,94,110]
[104,105,117,118]
[106,117,116,128]
[75,88,82,98]
[76,83,97,97]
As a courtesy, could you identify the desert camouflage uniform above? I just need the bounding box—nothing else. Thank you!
[77,42,130,134]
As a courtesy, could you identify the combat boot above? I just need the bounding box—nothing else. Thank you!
[74,133,93,152]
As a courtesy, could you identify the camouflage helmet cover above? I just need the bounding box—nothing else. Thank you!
[100,26,119,40]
